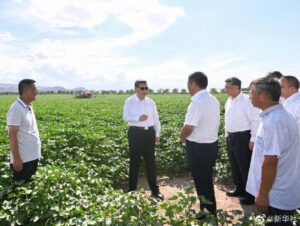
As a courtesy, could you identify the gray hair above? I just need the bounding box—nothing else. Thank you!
[251,77,281,101]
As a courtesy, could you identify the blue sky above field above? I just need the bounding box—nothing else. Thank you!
[0,0,300,91]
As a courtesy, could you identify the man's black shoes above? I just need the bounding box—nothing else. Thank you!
[151,192,164,201]
[239,197,255,205]
[226,189,244,197]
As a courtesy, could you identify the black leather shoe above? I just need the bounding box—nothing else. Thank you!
[239,198,255,205]
[151,192,164,201]
[226,190,244,197]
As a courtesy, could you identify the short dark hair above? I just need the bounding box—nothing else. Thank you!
[188,71,208,89]
[251,77,281,101]
[225,77,241,90]
[134,80,147,89]
[266,71,283,80]
[282,75,299,90]
[18,79,36,95]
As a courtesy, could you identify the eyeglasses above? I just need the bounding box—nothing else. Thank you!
[138,87,148,91]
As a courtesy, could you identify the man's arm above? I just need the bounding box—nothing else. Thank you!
[179,125,194,143]
[153,102,161,137]
[247,101,260,149]
[256,155,278,213]
[8,125,23,172]
[123,101,140,123]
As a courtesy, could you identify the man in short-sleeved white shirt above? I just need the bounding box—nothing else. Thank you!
[247,77,300,225]
[7,79,41,182]
[180,72,220,217]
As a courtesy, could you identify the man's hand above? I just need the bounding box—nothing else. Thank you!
[13,157,23,172]
[139,114,148,121]
[179,125,194,144]
[249,141,254,151]
[256,155,278,214]
[155,137,160,145]
[255,193,269,214]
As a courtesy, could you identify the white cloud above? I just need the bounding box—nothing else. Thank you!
[22,0,184,44]
[0,0,185,89]
[0,32,17,42]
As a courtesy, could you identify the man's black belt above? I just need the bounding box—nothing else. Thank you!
[130,126,154,130]
[228,130,250,136]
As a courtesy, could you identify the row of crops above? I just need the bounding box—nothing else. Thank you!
[0,94,297,225]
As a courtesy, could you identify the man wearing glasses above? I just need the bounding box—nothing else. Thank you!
[7,79,41,183]
[123,80,163,200]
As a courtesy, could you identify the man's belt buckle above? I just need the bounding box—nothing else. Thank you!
[145,126,148,130]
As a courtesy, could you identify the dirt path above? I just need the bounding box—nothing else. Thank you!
[137,172,257,221]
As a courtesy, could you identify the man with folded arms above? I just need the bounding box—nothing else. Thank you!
[123,80,163,200]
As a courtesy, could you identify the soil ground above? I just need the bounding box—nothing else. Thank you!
[137,172,258,223]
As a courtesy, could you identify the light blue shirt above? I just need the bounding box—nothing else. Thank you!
[246,104,300,210]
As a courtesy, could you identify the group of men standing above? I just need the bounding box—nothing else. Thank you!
[123,71,300,225]
[6,72,300,225]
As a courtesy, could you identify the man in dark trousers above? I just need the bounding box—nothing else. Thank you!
[7,79,41,183]
[180,72,220,217]
[123,80,163,200]
[224,77,260,205]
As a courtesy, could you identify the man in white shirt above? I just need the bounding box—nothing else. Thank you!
[123,80,163,200]
[246,77,300,226]
[224,77,260,205]
[7,79,41,183]
[180,72,220,217]
[280,75,300,137]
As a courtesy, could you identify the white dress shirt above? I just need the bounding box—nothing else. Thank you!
[184,90,220,143]
[123,95,161,137]
[225,92,260,142]
[7,98,41,163]
[282,92,300,138]
[246,104,300,210]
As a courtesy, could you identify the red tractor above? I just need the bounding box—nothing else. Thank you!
[76,91,92,98]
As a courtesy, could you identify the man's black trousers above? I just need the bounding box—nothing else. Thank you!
[128,126,159,194]
[10,159,39,183]
[186,140,218,214]
[226,130,253,198]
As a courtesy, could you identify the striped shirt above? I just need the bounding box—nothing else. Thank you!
[7,98,41,163]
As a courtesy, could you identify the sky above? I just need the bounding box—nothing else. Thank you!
[0,0,300,91]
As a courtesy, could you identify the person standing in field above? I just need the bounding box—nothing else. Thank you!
[280,75,300,137]
[180,72,220,217]
[123,80,163,200]
[224,77,260,205]
[7,79,41,183]
[246,77,300,226]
